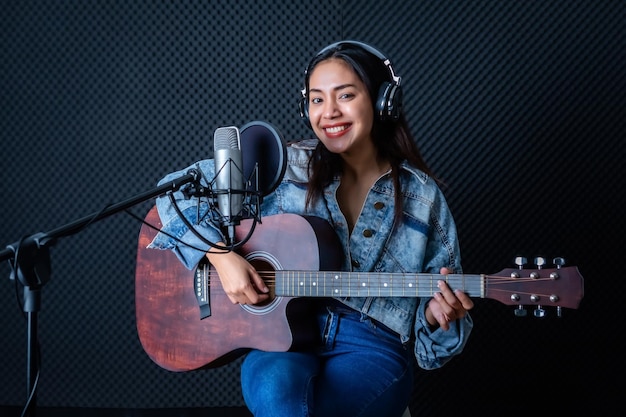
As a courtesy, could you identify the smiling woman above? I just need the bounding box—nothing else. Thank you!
[148,40,473,417]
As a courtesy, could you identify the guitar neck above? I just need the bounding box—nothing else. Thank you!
[275,271,484,298]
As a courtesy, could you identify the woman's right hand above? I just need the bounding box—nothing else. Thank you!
[206,245,270,305]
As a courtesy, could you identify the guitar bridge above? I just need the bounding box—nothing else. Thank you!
[194,260,211,320]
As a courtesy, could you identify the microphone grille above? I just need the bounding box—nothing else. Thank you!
[214,126,240,151]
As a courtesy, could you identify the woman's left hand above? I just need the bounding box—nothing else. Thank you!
[425,267,475,331]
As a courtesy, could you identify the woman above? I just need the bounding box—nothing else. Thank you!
[150,40,474,417]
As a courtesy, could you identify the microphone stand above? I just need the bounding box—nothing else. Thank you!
[0,169,201,417]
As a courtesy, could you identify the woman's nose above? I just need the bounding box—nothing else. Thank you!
[323,100,340,119]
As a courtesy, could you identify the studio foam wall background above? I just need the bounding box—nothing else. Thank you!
[1,1,623,414]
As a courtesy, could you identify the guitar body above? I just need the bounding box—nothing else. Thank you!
[135,207,342,371]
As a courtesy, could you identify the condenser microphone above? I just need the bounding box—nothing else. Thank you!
[213,126,244,244]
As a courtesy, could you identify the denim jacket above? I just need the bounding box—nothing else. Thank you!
[148,139,472,370]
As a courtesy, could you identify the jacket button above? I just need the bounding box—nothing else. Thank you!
[374,201,384,210]
[362,229,373,237]
[351,258,361,268]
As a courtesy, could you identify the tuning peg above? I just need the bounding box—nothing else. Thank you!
[514,306,528,317]
[534,256,546,269]
[553,257,566,269]
[514,256,527,269]
[556,306,563,318]
[533,305,546,318]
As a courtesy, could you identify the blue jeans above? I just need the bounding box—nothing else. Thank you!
[241,301,413,417]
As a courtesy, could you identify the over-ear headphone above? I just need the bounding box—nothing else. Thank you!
[298,40,403,128]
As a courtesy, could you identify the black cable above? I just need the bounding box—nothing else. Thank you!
[20,348,40,417]
[123,208,208,254]
[168,192,236,252]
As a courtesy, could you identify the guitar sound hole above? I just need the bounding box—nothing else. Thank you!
[241,253,281,314]
[249,258,276,306]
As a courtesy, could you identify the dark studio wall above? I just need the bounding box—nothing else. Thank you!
[1,1,623,415]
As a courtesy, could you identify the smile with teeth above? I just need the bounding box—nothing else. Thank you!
[324,125,348,134]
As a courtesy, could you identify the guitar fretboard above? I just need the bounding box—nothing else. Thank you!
[275,271,485,298]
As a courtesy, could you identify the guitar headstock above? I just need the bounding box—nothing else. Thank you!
[485,257,584,317]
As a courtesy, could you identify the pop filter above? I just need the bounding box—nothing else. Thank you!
[240,121,287,197]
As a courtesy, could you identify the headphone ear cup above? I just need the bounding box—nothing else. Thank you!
[387,83,402,121]
[376,82,403,121]
[298,95,312,129]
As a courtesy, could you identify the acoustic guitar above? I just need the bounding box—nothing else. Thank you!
[135,206,584,372]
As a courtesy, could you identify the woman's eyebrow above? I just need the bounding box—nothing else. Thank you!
[309,83,357,94]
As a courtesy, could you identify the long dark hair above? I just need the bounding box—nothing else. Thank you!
[303,41,434,222]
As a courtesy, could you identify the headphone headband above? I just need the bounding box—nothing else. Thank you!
[313,40,401,86]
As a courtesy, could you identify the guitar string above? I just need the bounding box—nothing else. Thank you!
[201,272,566,298]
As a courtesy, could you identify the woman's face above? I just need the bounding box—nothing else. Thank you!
[307,58,374,156]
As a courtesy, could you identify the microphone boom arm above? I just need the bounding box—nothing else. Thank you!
[1,167,202,416]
